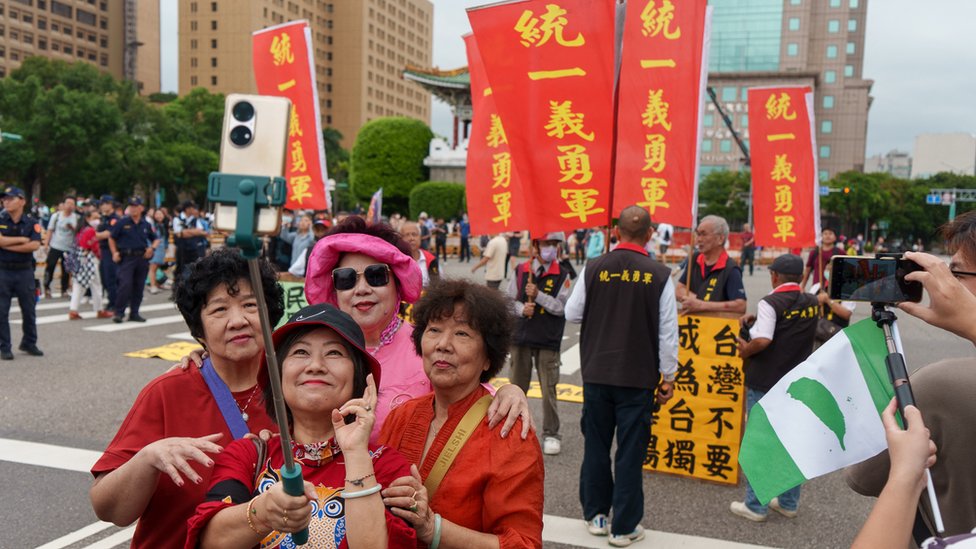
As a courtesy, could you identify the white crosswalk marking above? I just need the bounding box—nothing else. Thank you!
[85,314,186,332]
[167,331,195,341]
[560,342,580,376]
[35,521,115,549]
[13,303,178,325]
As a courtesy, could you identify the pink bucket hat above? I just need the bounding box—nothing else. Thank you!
[304,232,423,306]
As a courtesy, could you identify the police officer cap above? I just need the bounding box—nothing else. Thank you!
[100,194,116,204]
[0,186,26,199]
[180,200,199,211]
[128,196,144,206]
[770,254,804,275]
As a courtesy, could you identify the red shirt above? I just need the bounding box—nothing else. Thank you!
[379,386,545,549]
[91,367,276,549]
[186,438,416,548]
[806,246,842,281]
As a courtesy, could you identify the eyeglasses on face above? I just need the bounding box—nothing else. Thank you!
[951,269,976,279]
[332,264,391,291]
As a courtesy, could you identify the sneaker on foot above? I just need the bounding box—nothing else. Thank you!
[148,286,160,295]
[769,497,798,518]
[1,350,13,360]
[129,315,147,322]
[97,310,115,319]
[585,514,608,536]
[112,315,124,324]
[609,525,645,547]
[543,436,561,455]
[729,501,767,522]
[19,344,44,356]
[68,311,83,320]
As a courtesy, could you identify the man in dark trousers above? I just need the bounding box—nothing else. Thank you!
[0,185,43,359]
[731,253,818,522]
[507,231,573,456]
[173,200,209,279]
[95,195,120,314]
[676,214,747,314]
[108,197,159,323]
[566,205,678,547]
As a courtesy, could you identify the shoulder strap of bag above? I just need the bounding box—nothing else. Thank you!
[423,394,493,499]
[200,358,250,440]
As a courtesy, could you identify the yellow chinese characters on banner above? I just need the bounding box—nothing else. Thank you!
[644,315,745,485]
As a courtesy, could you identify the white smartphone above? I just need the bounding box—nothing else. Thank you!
[214,93,291,235]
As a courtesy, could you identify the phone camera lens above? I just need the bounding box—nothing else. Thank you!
[232,101,255,122]
[230,126,253,146]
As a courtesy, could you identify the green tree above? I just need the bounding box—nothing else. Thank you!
[349,117,433,213]
[409,182,466,221]
[697,169,751,229]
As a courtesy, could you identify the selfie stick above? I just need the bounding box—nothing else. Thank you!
[209,172,310,545]
[871,303,945,534]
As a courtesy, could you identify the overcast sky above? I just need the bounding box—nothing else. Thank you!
[161,0,976,158]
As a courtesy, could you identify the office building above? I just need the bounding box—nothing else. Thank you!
[179,0,433,148]
[865,149,911,179]
[911,133,976,179]
[0,0,161,93]
[702,0,872,181]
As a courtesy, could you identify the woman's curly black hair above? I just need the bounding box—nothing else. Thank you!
[410,279,514,383]
[324,215,413,258]
[172,247,285,341]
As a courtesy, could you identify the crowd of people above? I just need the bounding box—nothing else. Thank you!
[3,182,972,547]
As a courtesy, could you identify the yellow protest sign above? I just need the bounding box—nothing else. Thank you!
[644,314,745,485]
[279,281,309,327]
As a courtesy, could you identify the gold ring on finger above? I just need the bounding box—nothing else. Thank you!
[283,512,288,524]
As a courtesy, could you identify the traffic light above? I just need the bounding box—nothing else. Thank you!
[843,187,851,194]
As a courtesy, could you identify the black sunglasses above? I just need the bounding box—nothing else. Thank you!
[332,264,391,291]
[951,270,976,279]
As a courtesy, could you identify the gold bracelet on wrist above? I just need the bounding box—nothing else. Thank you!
[245,495,269,536]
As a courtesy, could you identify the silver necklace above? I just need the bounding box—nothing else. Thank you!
[236,385,259,422]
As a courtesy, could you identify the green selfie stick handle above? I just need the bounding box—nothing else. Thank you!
[207,172,287,259]
[281,462,309,544]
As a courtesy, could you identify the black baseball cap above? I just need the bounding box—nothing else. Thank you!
[770,254,804,275]
[128,196,144,206]
[0,186,26,199]
[270,303,381,387]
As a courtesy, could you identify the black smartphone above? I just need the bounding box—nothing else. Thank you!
[828,255,923,303]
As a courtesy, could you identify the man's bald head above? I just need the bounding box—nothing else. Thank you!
[617,205,652,242]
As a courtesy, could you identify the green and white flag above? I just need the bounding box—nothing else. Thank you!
[738,319,895,504]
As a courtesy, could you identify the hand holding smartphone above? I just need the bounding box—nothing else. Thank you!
[828,254,923,303]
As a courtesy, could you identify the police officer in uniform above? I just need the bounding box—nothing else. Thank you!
[506,231,573,456]
[173,200,208,279]
[0,186,44,359]
[95,195,120,313]
[108,197,159,323]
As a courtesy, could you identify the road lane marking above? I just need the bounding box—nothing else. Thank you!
[560,342,580,376]
[85,314,186,332]
[15,303,178,325]
[542,514,773,548]
[0,438,100,472]
[79,526,136,549]
[167,331,195,341]
[35,521,114,549]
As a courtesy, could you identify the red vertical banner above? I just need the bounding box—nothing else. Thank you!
[253,21,330,211]
[748,86,819,247]
[614,1,710,228]
[463,33,529,235]
[468,1,615,235]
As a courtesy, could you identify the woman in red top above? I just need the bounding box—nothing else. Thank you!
[68,209,114,319]
[186,303,416,549]
[378,280,544,549]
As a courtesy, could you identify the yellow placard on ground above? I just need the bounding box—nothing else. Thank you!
[125,341,204,362]
[490,377,583,403]
[643,314,745,485]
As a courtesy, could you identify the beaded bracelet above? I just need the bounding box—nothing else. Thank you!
[340,483,383,499]
[430,513,443,549]
[245,495,269,536]
[345,472,376,487]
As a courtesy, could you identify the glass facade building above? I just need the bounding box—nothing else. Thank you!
[709,0,784,72]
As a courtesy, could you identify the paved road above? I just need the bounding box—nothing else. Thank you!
[0,254,970,548]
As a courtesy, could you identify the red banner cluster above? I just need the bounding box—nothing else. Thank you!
[748,86,819,247]
[253,21,330,211]
[463,34,529,235]
[613,1,710,228]
[468,1,615,235]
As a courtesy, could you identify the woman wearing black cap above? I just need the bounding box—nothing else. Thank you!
[187,303,416,548]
